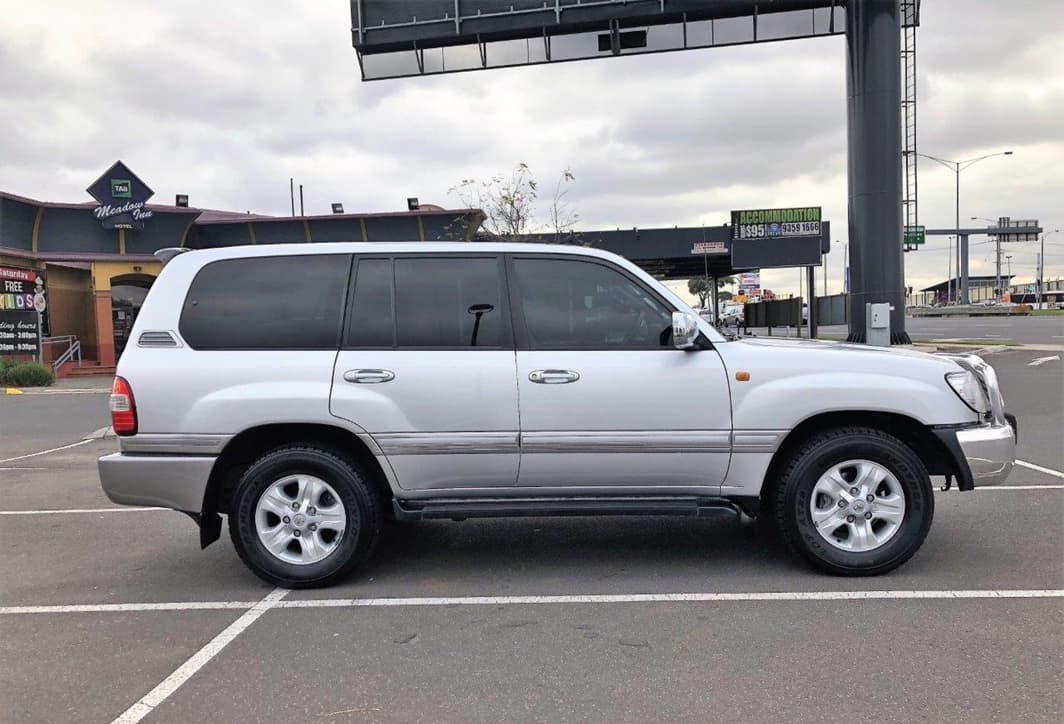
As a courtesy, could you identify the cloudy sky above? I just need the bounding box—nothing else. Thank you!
[2,0,1061,299]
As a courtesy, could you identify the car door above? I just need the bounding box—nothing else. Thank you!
[509,255,731,490]
[330,255,519,491]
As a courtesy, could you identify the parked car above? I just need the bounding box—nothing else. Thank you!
[100,243,1017,587]
[719,303,744,326]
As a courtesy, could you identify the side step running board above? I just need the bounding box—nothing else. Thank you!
[393,496,741,522]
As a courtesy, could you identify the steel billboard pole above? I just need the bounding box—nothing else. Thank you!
[845,0,908,343]
[918,150,1013,304]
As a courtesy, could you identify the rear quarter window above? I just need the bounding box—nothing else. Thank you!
[179,254,350,350]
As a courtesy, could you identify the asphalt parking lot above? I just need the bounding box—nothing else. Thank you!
[1,348,1061,723]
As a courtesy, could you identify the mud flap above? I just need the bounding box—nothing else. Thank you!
[199,512,222,548]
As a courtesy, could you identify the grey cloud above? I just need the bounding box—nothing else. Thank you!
[0,0,1061,295]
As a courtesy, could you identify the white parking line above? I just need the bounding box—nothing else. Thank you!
[1028,355,1060,366]
[1,601,256,614]
[1017,460,1064,479]
[2,589,1060,618]
[0,439,92,464]
[0,507,165,516]
[938,485,1064,491]
[110,587,288,724]
[277,589,1064,608]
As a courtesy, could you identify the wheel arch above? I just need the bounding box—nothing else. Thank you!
[198,422,394,548]
[758,411,962,513]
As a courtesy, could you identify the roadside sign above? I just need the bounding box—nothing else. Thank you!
[904,225,926,245]
[0,310,41,357]
[731,207,821,240]
[690,241,727,255]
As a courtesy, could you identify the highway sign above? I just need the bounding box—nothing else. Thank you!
[904,225,926,245]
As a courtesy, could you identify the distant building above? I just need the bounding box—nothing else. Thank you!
[917,275,1014,305]
[0,162,482,370]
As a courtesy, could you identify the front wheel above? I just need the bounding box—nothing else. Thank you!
[773,427,934,576]
[229,445,382,588]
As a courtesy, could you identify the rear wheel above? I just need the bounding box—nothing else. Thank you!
[773,427,933,576]
[229,445,381,588]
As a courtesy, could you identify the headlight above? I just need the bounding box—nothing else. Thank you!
[945,370,990,414]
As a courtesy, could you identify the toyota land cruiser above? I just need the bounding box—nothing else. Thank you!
[99,243,1016,587]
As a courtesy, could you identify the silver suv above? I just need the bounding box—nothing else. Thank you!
[100,243,1016,587]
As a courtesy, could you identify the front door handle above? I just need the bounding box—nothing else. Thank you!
[529,369,580,384]
[344,369,395,384]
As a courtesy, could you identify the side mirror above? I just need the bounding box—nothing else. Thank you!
[672,311,700,350]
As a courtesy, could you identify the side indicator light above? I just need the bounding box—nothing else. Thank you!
[735,371,751,382]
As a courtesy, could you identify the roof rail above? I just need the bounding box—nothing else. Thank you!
[154,247,190,265]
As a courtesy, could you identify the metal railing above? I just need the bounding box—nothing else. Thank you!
[42,335,82,375]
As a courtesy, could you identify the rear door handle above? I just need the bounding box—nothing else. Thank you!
[344,369,395,384]
[529,369,580,384]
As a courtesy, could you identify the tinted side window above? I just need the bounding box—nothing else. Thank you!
[512,258,674,349]
[394,258,504,348]
[179,255,348,350]
[347,259,394,347]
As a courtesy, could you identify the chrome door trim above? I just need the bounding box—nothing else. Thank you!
[118,434,232,456]
[730,430,787,453]
[374,432,520,456]
[520,430,731,454]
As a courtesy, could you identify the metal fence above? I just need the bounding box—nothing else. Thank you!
[743,298,802,330]
[815,294,848,326]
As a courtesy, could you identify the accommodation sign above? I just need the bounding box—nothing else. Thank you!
[731,207,821,240]
[87,160,155,230]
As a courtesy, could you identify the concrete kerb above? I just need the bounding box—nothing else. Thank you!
[85,426,116,440]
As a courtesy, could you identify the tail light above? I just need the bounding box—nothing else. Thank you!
[110,376,138,436]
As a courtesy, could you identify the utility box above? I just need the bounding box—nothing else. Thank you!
[866,302,893,346]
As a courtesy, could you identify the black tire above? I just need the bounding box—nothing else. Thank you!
[773,426,934,576]
[228,445,382,588]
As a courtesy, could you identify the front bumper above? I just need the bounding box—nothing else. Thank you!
[954,421,1016,487]
[933,419,1016,490]
[98,453,215,514]
[934,353,1016,488]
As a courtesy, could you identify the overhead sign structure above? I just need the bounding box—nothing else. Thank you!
[87,161,155,230]
[348,0,920,344]
[350,1,850,81]
[731,207,822,240]
[993,217,1040,243]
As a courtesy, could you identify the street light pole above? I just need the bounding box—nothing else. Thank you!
[947,236,953,304]
[918,150,1013,304]
[1040,229,1060,307]
[833,240,845,294]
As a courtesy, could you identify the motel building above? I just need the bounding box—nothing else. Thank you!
[0,162,482,376]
